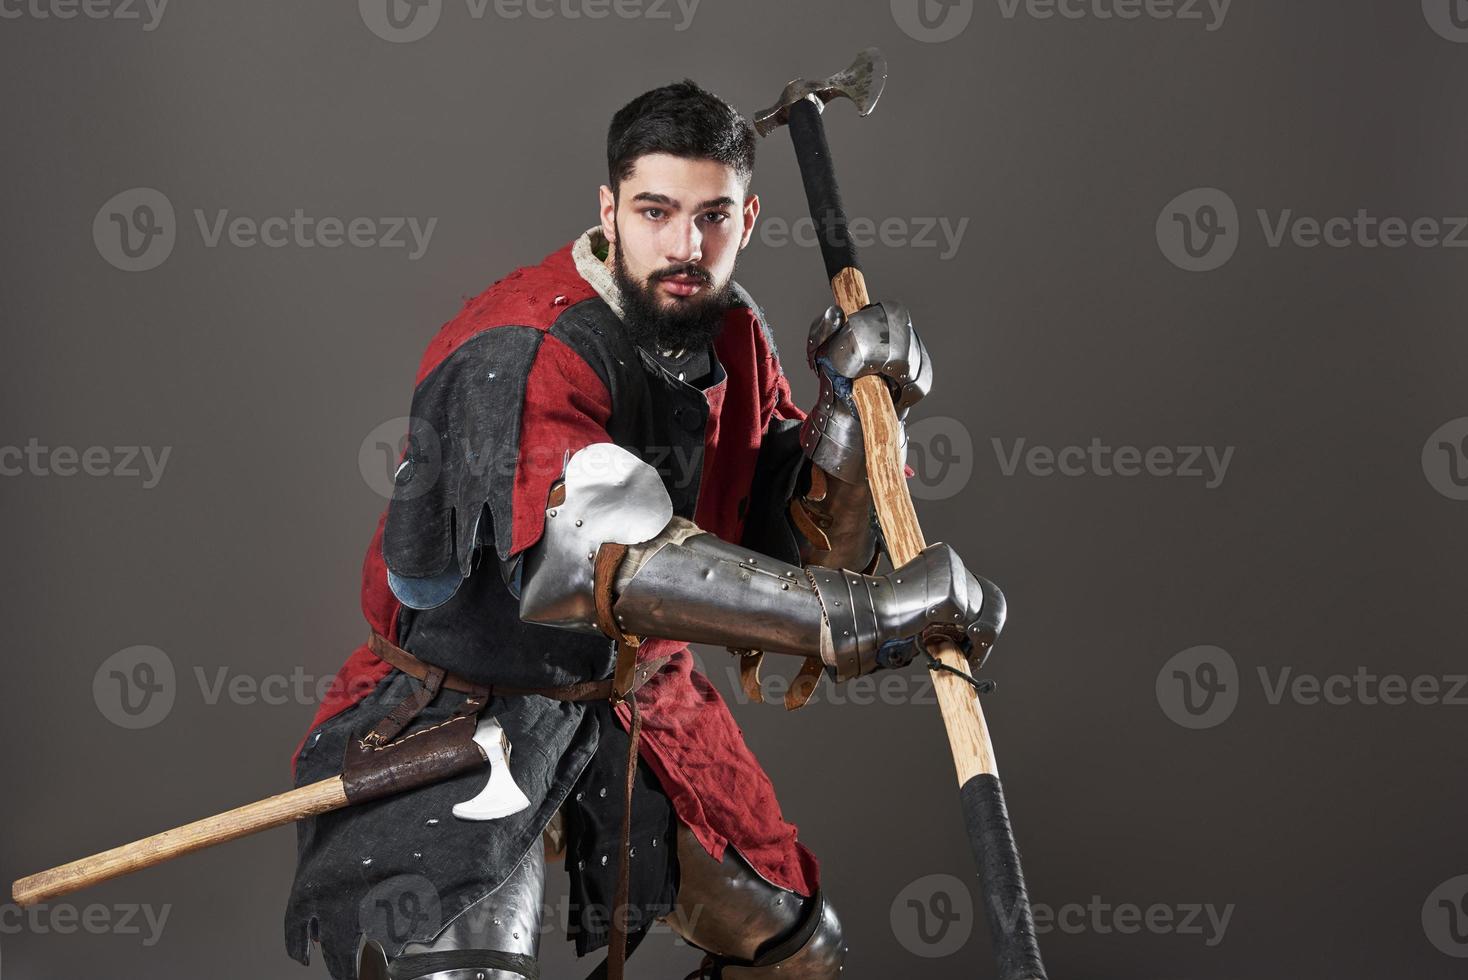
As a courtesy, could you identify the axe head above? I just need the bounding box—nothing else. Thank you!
[453,715,532,821]
[752,47,888,138]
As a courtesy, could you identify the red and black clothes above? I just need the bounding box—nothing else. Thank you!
[284,234,818,978]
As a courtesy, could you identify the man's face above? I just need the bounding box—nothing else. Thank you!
[599,152,759,352]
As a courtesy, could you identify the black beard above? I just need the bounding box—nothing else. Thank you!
[612,242,732,354]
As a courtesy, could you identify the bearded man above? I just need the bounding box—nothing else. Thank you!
[283,79,1003,980]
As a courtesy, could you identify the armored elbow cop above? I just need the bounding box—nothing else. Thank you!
[515,444,1004,682]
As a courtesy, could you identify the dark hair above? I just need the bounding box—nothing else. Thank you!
[606,80,756,196]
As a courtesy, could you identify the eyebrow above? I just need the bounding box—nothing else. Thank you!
[631,192,737,211]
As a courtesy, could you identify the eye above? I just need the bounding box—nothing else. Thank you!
[702,212,729,225]
[642,208,665,220]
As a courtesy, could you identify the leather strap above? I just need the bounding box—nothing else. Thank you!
[367,631,669,704]
[789,465,834,553]
[593,541,645,701]
[729,648,765,704]
[785,657,826,711]
[363,662,447,746]
[589,539,651,980]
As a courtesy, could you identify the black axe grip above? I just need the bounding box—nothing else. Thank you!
[960,773,1048,980]
[787,96,862,283]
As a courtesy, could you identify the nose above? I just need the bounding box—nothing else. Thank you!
[665,216,702,265]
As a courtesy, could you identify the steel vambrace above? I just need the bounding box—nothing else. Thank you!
[610,524,1003,681]
[514,444,1004,681]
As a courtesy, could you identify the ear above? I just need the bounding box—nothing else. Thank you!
[598,185,617,244]
[738,192,760,250]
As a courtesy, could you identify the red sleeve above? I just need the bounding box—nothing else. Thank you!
[508,333,615,556]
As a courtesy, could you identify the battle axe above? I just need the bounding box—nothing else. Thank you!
[11,709,529,907]
[753,48,1048,980]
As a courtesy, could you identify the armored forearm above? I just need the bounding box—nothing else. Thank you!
[513,444,1003,682]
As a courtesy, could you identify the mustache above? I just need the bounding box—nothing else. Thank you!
[652,263,712,285]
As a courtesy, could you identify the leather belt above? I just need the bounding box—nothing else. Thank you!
[366,631,671,704]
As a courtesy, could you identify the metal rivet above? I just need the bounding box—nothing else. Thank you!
[575,519,583,526]
[601,855,609,866]
[548,509,557,517]
[599,787,607,798]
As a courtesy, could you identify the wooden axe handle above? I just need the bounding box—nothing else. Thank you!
[11,776,348,907]
[788,94,1047,980]
[834,267,998,782]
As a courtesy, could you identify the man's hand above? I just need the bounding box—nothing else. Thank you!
[799,301,933,484]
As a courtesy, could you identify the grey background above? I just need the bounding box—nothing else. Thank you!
[2,1,1466,977]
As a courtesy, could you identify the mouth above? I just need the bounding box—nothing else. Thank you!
[658,273,707,298]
